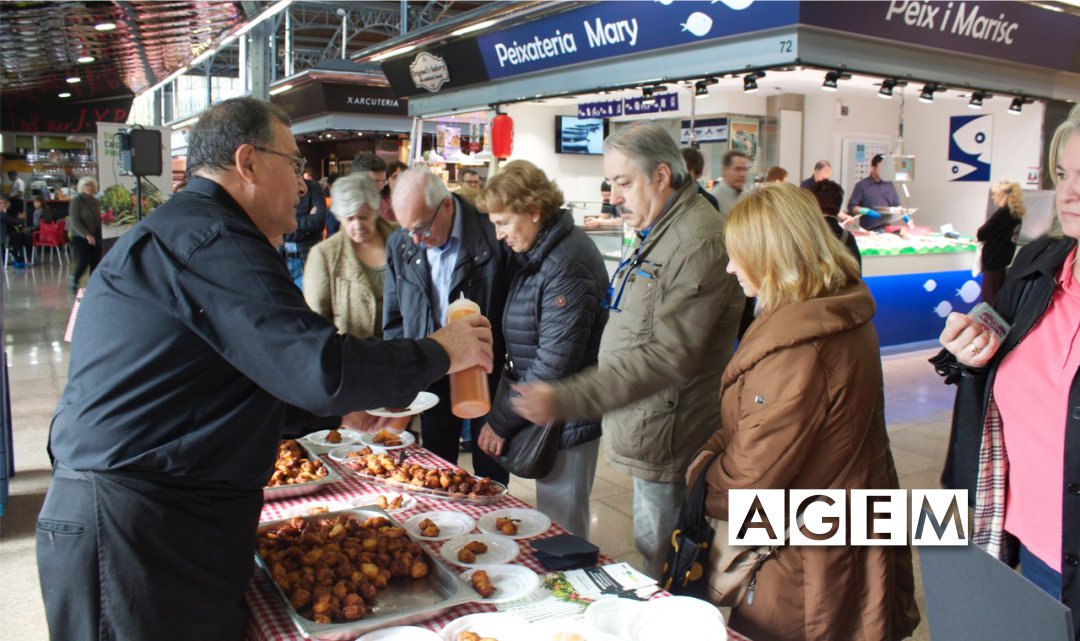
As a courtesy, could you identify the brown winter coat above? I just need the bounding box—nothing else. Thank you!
[690,281,920,641]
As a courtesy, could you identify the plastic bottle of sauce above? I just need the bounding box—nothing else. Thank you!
[447,294,491,419]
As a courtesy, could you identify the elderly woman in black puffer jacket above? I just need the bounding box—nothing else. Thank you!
[474,160,609,537]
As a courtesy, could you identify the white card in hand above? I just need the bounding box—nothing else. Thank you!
[968,302,1011,340]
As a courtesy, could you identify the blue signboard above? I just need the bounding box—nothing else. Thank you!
[578,99,623,119]
[948,114,992,182]
[624,92,679,116]
[476,1,799,80]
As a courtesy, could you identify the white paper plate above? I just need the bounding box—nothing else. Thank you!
[476,507,552,540]
[368,391,439,417]
[532,618,624,641]
[584,597,649,638]
[305,429,360,448]
[402,511,476,541]
[439,534,520,568]
[327,444,369,463]
[357,429,417,451]
[629,597,726,641]
[280,501,353,519]
[440,612,536,641]
[357,626,442,641]
[349,492,418,514]
[459,564,541,604]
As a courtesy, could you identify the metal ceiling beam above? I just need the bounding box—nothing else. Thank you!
[117,1,160,87]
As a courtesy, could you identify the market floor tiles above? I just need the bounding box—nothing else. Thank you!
[2,263,939,640]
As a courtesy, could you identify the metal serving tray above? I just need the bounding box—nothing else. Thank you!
[347,464,509,506]
[254,507,479,640]
[263,441,343,502]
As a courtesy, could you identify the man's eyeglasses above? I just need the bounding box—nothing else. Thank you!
[253,147,306,178]
[409,200,442,242]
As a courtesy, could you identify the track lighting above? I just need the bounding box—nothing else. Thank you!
[968,90,992,109]
[1009,96,1033,115]
[878,78,903,99]
[919,83,944,103]
[822,71,850,92]
[743,71,765,94]
[694,77,717,97]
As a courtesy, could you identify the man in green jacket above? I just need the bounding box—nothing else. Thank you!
[513,123,745,578]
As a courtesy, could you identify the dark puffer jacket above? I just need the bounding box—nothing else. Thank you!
[488,210,608,449]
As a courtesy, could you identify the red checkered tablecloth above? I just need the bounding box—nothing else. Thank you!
[244,445,749,641]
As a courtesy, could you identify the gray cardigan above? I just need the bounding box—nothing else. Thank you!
[68,193,102,240]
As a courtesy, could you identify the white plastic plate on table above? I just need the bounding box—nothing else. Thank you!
[476,507,552,540]
[402,511,476,541]
[349,492,417,514]
[328,444,368,463]
[584,597,649,639]
[629,596,727,641]
[368,391,439,417]
[532,618,624,641]
[357,430,417,451]
[305,429,360,448]
[439,534,520,568]
[440,612,537,641]
[356,626,442,641]
[280,501,353,518]
[459,564,541,604]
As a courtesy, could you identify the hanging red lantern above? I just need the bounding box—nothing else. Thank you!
[491,113,514,160]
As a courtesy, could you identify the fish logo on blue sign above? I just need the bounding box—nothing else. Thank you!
[948,114,992,182]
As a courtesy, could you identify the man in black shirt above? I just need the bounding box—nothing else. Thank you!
[36,97,494,641]
[281,177,328,288]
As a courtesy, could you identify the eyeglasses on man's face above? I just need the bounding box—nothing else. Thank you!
[254,146,306,178]
[408,200,442,243]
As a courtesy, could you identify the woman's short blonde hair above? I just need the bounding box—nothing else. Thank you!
[76,176,98,193]
[991,180,1026,219]
[1048,105,1080,238]
[726,183,861,314]
[475,160,564,222]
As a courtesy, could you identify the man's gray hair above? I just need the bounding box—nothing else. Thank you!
[604,123,689,189]
[330,173,380,220]
[391,166,451,212]
[813,159,832,171]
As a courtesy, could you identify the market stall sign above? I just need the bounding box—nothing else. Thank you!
[1,96,131,134]
[272,83,407,120]
[800,1,1080,73]
[476,1,799,80]
[623,92,679,116]
[947,114,992,182]
[680,118,729,144]
[382,39,491,98]
[578,99,623,119]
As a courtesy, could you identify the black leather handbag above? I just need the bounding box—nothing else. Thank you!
[660,455,719,599]
[495,416,561,479]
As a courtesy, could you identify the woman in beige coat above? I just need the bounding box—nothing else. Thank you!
[688,184,919,641]
[303,173,396,338]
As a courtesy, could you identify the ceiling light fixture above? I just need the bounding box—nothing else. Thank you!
[77,55,95,64]
[1009,96,1033,115]
[968,90,992,109]
[66,77,81,84]
[451,19,497,37]
[821,70,851,92]
[743,71,765,93]
[919,83,944,103]
[879,79,896,99]
[694,77,717,97]
[94,22,116,31]
[58,92,71,98]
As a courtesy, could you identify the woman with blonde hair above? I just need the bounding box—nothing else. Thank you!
[688,183,919,640]
[474,160,608,537]
[976,180,1026,304]
[303,173,395,339]
[934,105,1080,634]
[68,176,101,292]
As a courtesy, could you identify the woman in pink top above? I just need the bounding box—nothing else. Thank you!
[934,106,1080,633]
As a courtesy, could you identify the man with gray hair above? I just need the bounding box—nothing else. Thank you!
[800,159,832,189]
[385,166,511,485]
[512,122,744,578]
[710,149,750,219]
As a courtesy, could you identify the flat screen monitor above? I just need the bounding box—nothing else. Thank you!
[555,116,607,155]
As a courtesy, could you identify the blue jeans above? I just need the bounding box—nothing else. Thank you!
[286,257,304,290]
[1020,543,1062,599]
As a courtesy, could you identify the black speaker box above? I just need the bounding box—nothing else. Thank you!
[120,129,162,176]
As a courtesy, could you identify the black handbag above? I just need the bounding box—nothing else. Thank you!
[660,455,719,599]
[495,417,561,479]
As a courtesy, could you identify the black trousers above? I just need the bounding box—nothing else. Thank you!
[420,376,510,485]
[71,236,101,285]
[37,466,263,641]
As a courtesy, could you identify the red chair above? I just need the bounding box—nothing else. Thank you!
[32,221,66,264]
